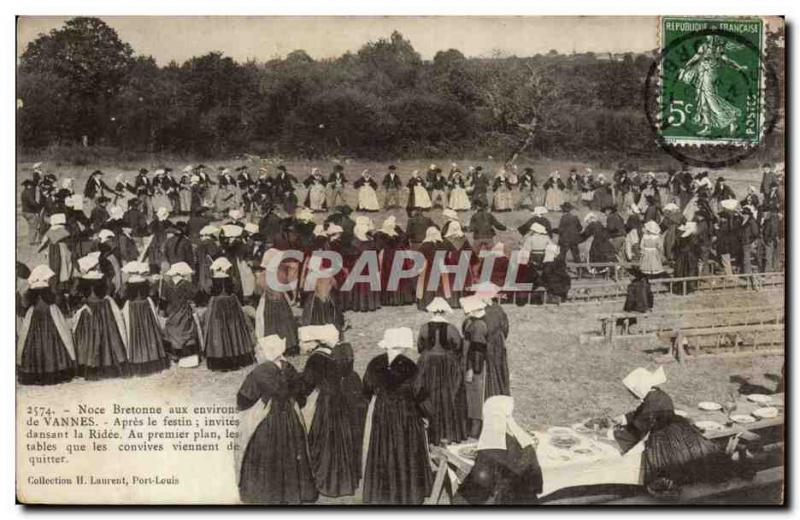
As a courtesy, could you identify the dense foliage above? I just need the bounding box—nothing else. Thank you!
[17,18,784,162]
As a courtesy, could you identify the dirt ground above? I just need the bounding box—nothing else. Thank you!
[15,157,783,430]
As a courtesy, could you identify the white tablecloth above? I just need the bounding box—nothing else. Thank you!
[446,429,645,497]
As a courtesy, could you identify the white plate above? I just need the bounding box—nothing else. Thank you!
[548,427,575,436]
[730,414,756,424]
[571,423,592,434]
[694,420,724,431]
[747,394,773,404]
[698,401,722,411]
[752,407,779,419]
[674,409,688,417]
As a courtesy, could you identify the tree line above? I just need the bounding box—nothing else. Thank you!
[17,17,784,162]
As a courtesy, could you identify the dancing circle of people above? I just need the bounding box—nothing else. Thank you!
[17,160,783,504]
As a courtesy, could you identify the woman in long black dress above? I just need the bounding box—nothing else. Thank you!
[256,248,300,356]
[375,216,414,306]
[415,297,467,445]
[147,206,172,274]
[673,222,700,294]
[38,212,73,309]
[160,262,202,367]
[580,212,617,264]
[203,256,254,371]
[454,396,543,504]
[120,261,170,376]
[235,335,318,504]
[347,217,382,312]
[460,294,510,438]
[300,256,344,331]
[417,226,452,310]
[613,367,734,494]
[443,221,477,308]
[540,242,571,303]
[194,225,221,305]
[471,283,510,396]
[73,252,130,380]
[16,265,77,385]
[299,325,365,497]
[362,327,432,505]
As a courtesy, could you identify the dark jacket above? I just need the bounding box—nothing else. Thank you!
[468,210,506,239]
[557,213,582,245]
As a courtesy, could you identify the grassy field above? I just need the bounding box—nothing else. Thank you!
[15,158,783,429]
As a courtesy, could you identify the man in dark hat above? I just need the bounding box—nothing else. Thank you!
[429,168,448,209]
[134,168,152,193]
[273,165,298,213]
[123,198,149,246]
[470,166,490,208]
[425,163,439,185]
[90,196,111,232]
[20,179,42,246]
[382,165,402,209]
[467,199,507,251]
[712,176,736,207]
[556,202,582,262]
[328,164,348,208]
[83,169,118,209]
[759,163,776,196]
[186,205,212,241]
[517,167,538,209]
[258,202,283,247]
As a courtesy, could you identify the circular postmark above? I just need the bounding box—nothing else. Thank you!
[644,25,780,168]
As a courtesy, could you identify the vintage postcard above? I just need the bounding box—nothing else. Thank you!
[15,15,785,505]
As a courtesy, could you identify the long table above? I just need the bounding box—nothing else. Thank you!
[427,392,784,504]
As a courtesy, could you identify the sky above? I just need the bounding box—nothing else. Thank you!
[17,16,663,65]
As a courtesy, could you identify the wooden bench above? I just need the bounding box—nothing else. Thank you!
[669,323,784,362]
[567,262,631,281]
[598,305,784,345]
[603,466,783,505]
[565,271,784,305]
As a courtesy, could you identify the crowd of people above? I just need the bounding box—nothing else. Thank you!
[15,159,782,503]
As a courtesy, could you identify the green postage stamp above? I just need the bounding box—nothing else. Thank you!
[659,17,765,146]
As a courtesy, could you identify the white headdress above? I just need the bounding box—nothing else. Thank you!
[27,265,55,289]
[444,221,464,239]
[255,335,286,364]
[623,366,667,400]
[210,257,233,278]
[423,226,443,243]
[426,296,453,314]
[477,396,536,451]
[378,327,413,350]
[644,220,661,235]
